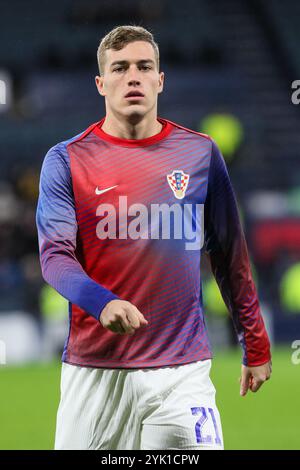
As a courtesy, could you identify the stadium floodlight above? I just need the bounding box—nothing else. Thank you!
[0,79,5,104]
[0,340,6,365]
[0,70,11,112]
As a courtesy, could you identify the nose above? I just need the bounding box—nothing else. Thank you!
[128,78,141,87]
[127,66,141,87]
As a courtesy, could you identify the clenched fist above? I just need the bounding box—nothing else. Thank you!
[100,299,148,335]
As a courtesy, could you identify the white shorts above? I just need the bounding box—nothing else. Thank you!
[54,359,223,450]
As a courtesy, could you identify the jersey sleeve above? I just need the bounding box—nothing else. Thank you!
[36,143,119,321]
[204,140,271,366]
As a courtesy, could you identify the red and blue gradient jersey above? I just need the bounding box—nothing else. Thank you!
[36,118,271,368]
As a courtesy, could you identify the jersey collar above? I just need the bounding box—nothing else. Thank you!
[93,117,174,147]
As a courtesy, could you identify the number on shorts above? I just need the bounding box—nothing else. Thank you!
[191,407,222,445]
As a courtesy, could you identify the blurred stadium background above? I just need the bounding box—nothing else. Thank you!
[0,0,300,450]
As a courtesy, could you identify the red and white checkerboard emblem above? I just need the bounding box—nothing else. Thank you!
[167,170,190,199]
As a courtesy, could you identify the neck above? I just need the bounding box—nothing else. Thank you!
[101,110,162,140]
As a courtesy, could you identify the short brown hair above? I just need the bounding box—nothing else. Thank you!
[97,25,160,75]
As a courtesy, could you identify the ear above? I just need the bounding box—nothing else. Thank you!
[158,71,164,95]
[95,75,106,96]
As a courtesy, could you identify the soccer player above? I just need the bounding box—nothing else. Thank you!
[36,25,272,450]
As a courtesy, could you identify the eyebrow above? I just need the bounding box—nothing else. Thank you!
[110,59,155,68]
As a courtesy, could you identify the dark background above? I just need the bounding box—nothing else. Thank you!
[0,0,300,362]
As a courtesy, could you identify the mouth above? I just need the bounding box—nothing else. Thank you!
[125,91,145,100]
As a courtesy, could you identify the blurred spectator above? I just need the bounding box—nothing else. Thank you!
[199,112,244,163]
[280,262,300,315]
[39,285,69,360]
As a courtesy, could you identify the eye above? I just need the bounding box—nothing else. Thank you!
[113,66,125,73]
[140,65,152,71]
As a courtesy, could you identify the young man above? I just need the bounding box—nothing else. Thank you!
[36,25,271,450]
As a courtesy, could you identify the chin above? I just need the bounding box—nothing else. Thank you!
[124,108,146,125]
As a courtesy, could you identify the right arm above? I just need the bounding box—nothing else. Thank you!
[36,143,119,321]
[36,142,147,332]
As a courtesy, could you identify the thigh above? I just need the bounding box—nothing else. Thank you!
[54,362,105,449]
[140,360,224,450]
[54,363,141,450]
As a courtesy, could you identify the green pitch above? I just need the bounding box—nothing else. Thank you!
[0,347,298,450]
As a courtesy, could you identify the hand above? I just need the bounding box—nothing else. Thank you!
[239,360,272,396]
[100,299,148,335]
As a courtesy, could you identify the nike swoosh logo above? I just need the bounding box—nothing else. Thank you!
[95,185,118,195]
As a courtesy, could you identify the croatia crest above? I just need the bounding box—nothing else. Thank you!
[167,170,190,199]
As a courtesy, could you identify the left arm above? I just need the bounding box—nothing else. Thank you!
[204,140,272,394]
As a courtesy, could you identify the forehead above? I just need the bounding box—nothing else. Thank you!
[105,41,156,66]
